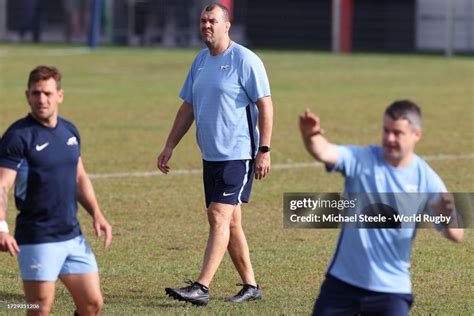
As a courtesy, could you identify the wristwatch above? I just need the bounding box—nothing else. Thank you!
[258,146,271,153]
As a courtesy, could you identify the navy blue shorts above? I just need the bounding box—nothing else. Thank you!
[312,275,414,316]
[203,160,254,208]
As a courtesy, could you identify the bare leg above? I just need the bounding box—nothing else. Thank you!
[23,281,55,316]
[196,202,235,287]
[227,204,257,286]
[59,272,103,316]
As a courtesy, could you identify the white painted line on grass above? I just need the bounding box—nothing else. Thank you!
[89,153,474,180]
[44,48,92,56]
[0,48,92,57]
[90,168,201,179]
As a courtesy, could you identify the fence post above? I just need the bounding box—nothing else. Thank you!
[332,0,353,54]
[446,0,454,56]
[89,0,103,48]
[0,0,6,40]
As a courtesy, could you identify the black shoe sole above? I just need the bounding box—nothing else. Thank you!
[225,296,262,303]
[165,288,208,306]
[225,294,262,303]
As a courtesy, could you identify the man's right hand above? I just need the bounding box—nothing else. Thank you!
[298,108,338,166]
[299,108,325,139]
[0,232,20,256]
[157,147,173,174]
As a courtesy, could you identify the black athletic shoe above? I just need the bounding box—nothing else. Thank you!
[225,284,262,303]
[165,280,209,306]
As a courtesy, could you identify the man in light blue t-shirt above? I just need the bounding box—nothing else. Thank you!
[157,3,273,306]
[299,100,463,315]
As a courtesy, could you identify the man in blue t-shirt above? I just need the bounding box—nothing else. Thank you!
[299,100,464,315]
[157,3,273,306]
[0,66,112,315]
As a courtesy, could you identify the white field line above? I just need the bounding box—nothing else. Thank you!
[89,153,474,180]
[0,48,91,57]
[44,48,92,56]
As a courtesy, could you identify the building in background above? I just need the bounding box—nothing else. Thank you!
[0,0,472,54]
[417,0,474,53]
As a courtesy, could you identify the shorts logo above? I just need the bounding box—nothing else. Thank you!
[30,264,42,271]
[67,137,78,146]
[223,192,235,197]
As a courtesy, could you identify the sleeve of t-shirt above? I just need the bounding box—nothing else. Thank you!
[179,53,202,105]
[179,69,194,105]
[241,54,271,103]
[326,145,367,178]
[0,130,25,170]
[69,122,82,155]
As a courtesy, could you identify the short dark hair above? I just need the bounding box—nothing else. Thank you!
[27,65,62,90]
[384,100,422,129]
[203,3,229,21]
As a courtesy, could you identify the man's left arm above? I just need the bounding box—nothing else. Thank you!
[77,158,112,248]
[255,96,273,180]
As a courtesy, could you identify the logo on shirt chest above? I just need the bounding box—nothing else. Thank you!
[33,136,77,152]
[35,142,49,151]
[220,65,230,70]
[404,184,419,192]
[67,137,78,146]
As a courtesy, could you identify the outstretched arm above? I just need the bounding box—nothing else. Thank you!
[157,101,195,174]
[77,158,112,249]
[0,167,20,256]
[299,109,339,166]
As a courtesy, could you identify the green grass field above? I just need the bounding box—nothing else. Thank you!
[0,44,473,315]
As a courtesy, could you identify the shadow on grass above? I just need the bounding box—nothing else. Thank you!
[105,293,255,309]
[105,294,178,308]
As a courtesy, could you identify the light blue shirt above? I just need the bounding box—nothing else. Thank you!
[180,42,271,161]
[326,145,446,293]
